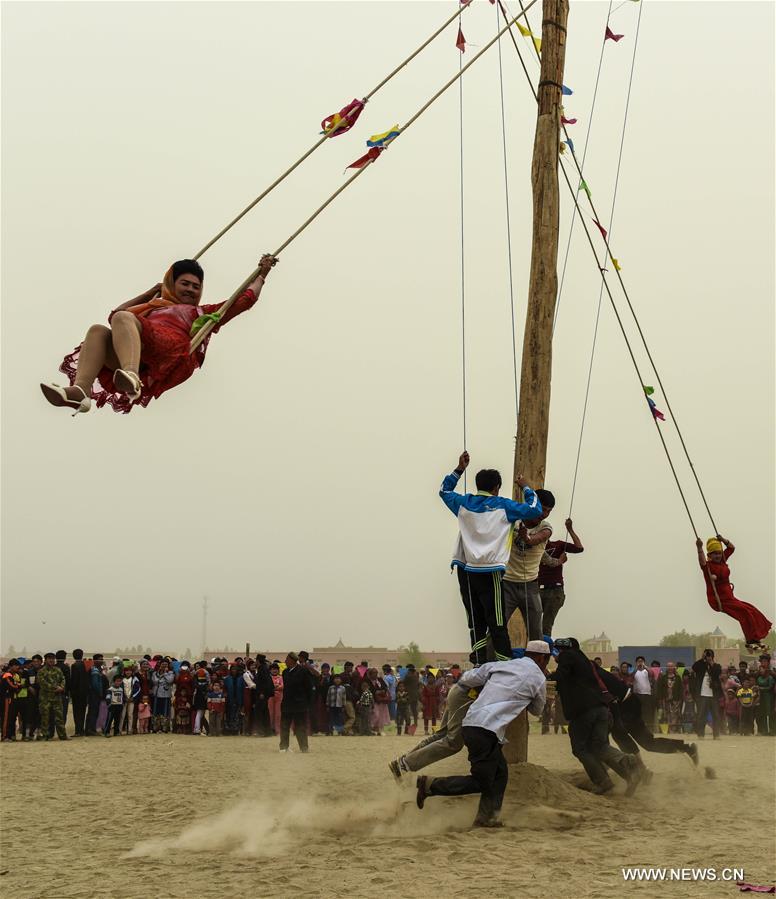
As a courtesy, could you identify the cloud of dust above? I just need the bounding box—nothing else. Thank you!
[127,787,475,859]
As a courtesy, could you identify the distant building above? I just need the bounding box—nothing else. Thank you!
[250,639,472,670]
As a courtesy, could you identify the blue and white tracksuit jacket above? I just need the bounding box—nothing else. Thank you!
[440,470,541,574]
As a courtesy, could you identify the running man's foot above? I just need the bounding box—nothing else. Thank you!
[389,756,409,782]
[473,816,504,828]
[416,776,430,810]
[624,757,644,797]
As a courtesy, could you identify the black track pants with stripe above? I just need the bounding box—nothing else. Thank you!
[457,568,512,664]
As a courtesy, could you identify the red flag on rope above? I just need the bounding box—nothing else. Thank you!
[320,99,365,137]
[456,26,466,52]
[346,146,383,172]
[605,26,624,42]
[593,219,608,240]
[561,116,577,125]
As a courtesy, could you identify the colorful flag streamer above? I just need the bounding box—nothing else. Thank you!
[643,385,655,396]
[579,179,591,198]
[562,84,573,95]
[533,36,542,52]
[320,99,365,137]
[346,146,383,172]
[565,137,575,154]
[611,257,622,271]
[561,115,577,125]
[647,396,666,421]
[593,218,607,240]
[605,26,625,42]
[366,125,400,148]
[456,26,466,52]
[516,22,531,37]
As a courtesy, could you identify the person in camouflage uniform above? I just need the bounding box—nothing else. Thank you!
[38,652,69,740]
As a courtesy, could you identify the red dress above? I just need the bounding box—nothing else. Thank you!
[701,547,772,644]
[59,289,257,414]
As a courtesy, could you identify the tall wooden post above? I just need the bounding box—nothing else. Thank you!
[504,0,569,765]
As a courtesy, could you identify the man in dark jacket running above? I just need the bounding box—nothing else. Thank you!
[552,638,642,795]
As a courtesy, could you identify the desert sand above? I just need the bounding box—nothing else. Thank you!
[1,729,774,899]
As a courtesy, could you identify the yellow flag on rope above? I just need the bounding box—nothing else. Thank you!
[533,36,542,52]
[611,257,622,272]
[516,22,531,37]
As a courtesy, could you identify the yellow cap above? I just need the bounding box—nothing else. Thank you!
[706,538,723,554]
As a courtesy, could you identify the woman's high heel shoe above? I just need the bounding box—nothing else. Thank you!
[40,383,92,416]
[113,369,142,402]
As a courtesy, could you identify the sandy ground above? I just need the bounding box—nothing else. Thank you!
[0,729,774,899]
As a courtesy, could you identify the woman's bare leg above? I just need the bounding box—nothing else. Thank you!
[109,311,142,373]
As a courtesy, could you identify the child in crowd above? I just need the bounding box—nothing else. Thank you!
[103,675,125,737]
[421,674,439,735]
[137,695,152,734]
[357,682,374,736]
[326,675,346,735]
[268,663,283,735]
[174,687,192,734]
[736,677,757,736]
[120,667,139,735]
[395,682,411,736]
[192,665,210,736]
[724,687,740,734]
[207,680,226,736]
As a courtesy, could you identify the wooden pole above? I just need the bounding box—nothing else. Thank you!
[504,0,569,766]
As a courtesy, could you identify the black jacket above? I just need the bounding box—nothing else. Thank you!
[281,665,314,712]
[70,661,89,698]
[553,648,607,721]
[691,659,722,699]
[254,663,275,700]
[56,661,72,696]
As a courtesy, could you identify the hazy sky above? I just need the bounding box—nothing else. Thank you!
[1,1,773,657]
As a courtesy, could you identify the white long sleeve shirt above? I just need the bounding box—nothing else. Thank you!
[459,658,547,744]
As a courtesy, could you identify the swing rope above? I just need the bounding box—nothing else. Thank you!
[495,1,520,426]
[192,2,475,261]
[498,3,703,539]
[568,0,642,519]
[190,0,542,354]
[458,11,468,492]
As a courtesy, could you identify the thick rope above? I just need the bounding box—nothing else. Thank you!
[499,7,701,538]
[190,0,541,354]
[459,20,468,491]
[568,0,642,518]
[496,2,520,425]
[192,3,474,260]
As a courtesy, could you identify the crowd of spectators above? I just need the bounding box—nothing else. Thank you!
[0,649,463,743]
[2,646,772,745]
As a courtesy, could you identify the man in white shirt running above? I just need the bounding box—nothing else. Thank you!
[415,641,550,828]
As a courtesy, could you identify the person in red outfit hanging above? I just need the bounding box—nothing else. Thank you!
[696,536,772,652]
[40,254,277,415]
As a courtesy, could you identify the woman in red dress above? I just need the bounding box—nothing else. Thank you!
[40,255,276,414]
[696,536,772,651]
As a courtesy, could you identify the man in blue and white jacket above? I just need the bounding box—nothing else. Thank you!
[440,452,542,665]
